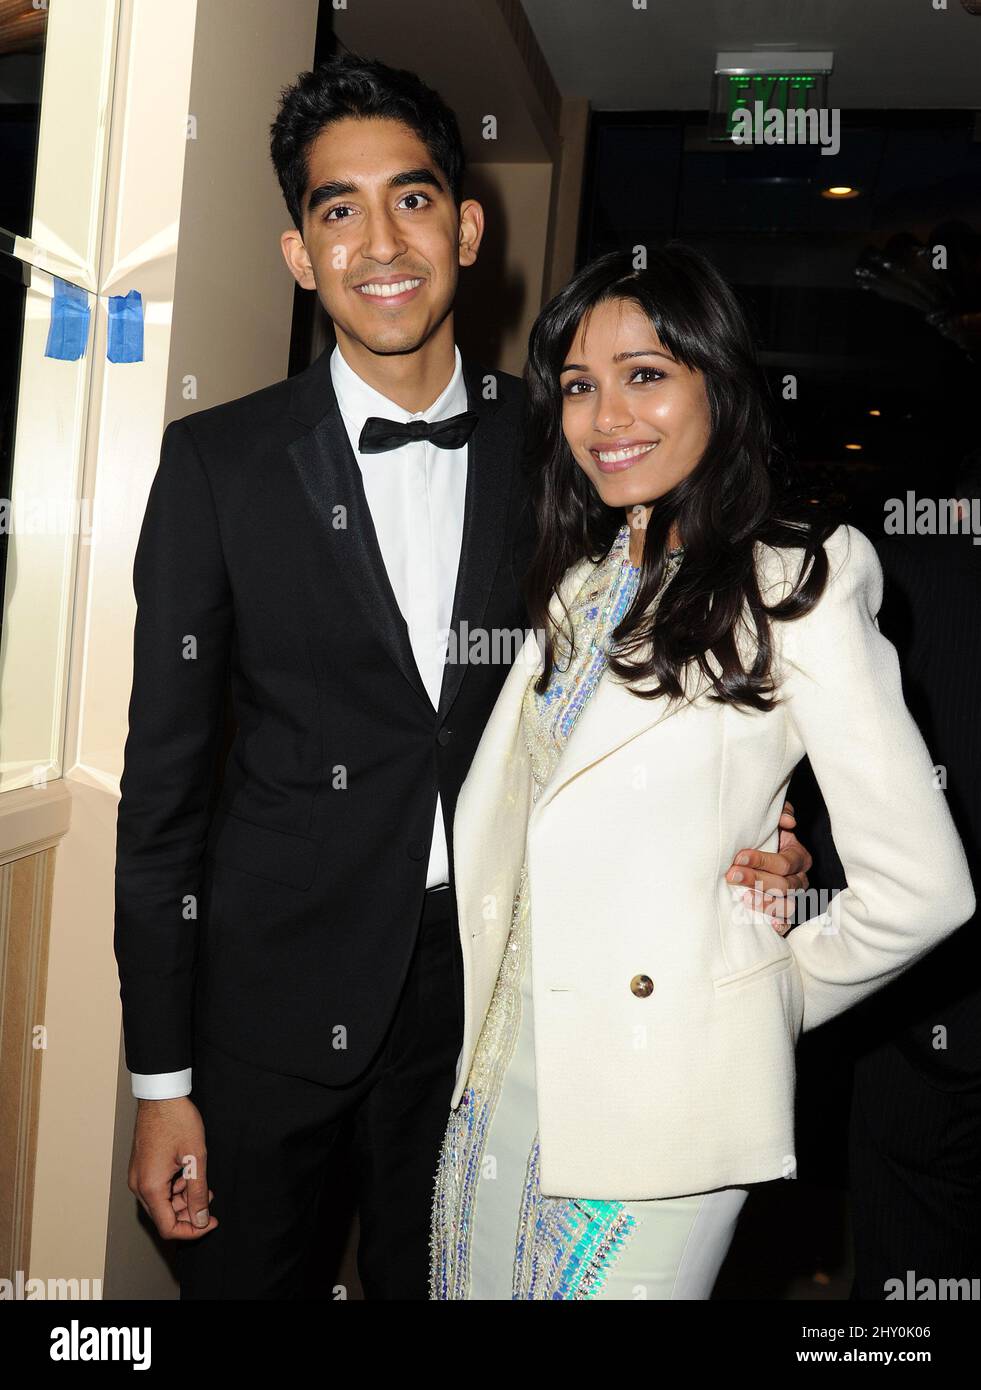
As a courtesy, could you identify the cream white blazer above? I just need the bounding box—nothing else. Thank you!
[449,524,975,1200]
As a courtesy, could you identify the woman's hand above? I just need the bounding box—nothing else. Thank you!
[724,801,812,936]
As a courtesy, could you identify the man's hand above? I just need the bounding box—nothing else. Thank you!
[724,800,813,937]
[128,1097,218,1240]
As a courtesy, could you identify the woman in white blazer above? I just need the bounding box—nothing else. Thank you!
[429,244,975,1301]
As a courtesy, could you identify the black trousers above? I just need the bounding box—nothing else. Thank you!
[849,1039,981,1299]
[177,885,463,1300]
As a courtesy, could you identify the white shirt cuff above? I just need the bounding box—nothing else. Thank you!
[130,1068,192,1099]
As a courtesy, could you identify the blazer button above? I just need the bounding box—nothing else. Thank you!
[437,728,452,745]
[630,974,654,998]
[407,840,427,861]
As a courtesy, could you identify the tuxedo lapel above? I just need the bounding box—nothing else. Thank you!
[285,349,520,718]
[286,349,431,707]
[437,360,517,721]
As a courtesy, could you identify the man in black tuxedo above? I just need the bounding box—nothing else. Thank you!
[114,54,811,1301]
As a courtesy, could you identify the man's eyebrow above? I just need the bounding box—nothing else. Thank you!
[306,167,445,217]
[306,180,358,215]
[560,349,675,372]
[389,166,445,193]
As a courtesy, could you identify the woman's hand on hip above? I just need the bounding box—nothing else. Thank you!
[724,801,812,937]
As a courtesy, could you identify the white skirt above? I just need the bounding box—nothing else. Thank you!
[467,901,749,1301]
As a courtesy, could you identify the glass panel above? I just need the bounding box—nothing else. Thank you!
[0,0,49,243]
[0,251,28,624]
[4,0,118,290]
[0,247,92,790]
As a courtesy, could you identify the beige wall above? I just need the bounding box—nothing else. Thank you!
[455,162,553,377]
[544,97,590,302]
[162,0,316,423]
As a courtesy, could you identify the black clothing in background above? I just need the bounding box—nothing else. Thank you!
[793,528,981,1298]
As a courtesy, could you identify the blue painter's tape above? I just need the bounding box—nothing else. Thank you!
[107,289,144,362]
[44,277,91,361]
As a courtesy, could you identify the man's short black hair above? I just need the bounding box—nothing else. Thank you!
[269,52,467,231]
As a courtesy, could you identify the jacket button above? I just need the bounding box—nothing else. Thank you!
[437,728,452,745]
[407,840,427,861]
[630,974,654,998]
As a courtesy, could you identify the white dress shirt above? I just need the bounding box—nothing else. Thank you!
[131,344,469,1099]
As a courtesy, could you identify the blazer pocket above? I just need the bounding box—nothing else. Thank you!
[205,811,321,891]
[713,952,795,994]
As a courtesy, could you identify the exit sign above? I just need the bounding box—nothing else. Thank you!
[709,52,832,143]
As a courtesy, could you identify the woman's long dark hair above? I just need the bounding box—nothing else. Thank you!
[523,243,838,711]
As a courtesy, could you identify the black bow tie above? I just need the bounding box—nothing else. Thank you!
[358,411,478,455]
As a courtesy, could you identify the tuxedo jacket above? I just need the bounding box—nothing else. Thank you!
[449,525,975,1199]
[113,348,535,1084]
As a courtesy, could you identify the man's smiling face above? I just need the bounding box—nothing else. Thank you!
[281,116,482,359]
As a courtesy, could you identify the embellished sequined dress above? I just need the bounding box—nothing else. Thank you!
[430,522,747,1300]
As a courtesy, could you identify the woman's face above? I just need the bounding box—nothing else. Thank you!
[560,297,712,514]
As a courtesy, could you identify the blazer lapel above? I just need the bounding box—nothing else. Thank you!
[529,562,707,821]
